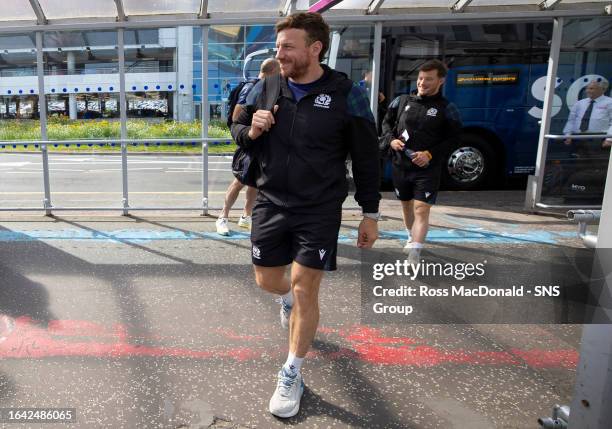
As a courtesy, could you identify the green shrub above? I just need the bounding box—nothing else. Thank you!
[0,119,231,141]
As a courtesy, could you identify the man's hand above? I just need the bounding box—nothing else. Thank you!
[247,105,279,140]
[564,138,573,146]
[603,139,612,149]
[412,151,430,167]
[390,139,405,151]
[357,218,378,249]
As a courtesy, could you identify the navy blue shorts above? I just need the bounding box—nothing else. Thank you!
[250,201,341,271]
[392,167,440,204]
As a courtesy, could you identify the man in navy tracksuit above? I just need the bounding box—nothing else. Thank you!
[380,60,462,264]
[231,12,380,418]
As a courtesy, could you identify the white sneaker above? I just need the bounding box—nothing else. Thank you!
[269,367,304,418]
[407,248,422,266]
[237,215,252,230]
[403,238,413,253]
[277,297,292,330]
[216,218,230,236]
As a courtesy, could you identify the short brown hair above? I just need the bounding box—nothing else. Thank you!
[419,59,448,78]
[275,12,330,63]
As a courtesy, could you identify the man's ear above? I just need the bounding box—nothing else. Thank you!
[310,40,323,59]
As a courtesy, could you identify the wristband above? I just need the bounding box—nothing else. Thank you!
[363,212,381,222]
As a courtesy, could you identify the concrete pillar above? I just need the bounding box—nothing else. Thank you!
[67,51,78,120]
[175,26,194,122]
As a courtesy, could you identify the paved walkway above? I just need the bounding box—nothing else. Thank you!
[0,191,586,428]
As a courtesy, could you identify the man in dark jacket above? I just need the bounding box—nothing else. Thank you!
[231,12,380,419]
[380,60,462,265]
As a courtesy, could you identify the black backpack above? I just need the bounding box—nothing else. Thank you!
[379,94,410,159]
[231,74,281,187]
[227,79,258,127]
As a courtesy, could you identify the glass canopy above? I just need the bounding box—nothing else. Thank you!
[0,0,610,28]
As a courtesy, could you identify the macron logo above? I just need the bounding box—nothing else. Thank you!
[314,94,331,109]
[426,108,438,117]
[319,249,327,261]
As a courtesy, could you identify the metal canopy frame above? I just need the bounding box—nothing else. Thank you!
[1,0,610,216]
[451,0,473,13]
[0,9,607,35]
[367,0,387,15]
[114,0,127,21]
[539,0,563,10]
[28,0,47,25]
[1,1,610,34]
[198,0,209,19]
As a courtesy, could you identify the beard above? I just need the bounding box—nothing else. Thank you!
[280,55,311,80]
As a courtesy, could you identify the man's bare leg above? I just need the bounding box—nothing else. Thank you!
[411,200,431,245]
[244,186,257,217]
[406,200,431,263]
[220,178,245,219]
[401,199,415,245]
[216,178,245,235]
[253,265,290,295]
[238,186,258,230]
[288,262,324,358]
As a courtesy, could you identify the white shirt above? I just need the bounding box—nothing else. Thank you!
[563,95,612,137]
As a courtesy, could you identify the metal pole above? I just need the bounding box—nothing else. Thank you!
[529,17,563,210]
[370,22,383,126]
[568,149,612,429]
[201,25,210,216]
[118,27,129,215]
[36,31,52,216]
[327,31,341,69]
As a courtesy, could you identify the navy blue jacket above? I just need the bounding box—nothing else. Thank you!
[231,65,380,214]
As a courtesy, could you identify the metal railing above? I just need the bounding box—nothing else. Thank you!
[0,137,236,215]
[567,209,601,248]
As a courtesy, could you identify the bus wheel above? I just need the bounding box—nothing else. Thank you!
[444,135,495,190]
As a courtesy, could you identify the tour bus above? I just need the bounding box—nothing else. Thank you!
[224,20,611,201]
[373,21,611,196]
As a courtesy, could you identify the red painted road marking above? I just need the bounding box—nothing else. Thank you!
[0,316,579,369]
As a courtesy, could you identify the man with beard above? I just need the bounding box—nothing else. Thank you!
[231,12,381,418]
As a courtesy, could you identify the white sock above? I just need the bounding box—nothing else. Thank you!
[406,229,412,241]
[283,352,304,374]
[405,241,424,249]
[280,289,293,307]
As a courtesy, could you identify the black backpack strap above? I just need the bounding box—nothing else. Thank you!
[260,73,281,112]
[394,94,410,137]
